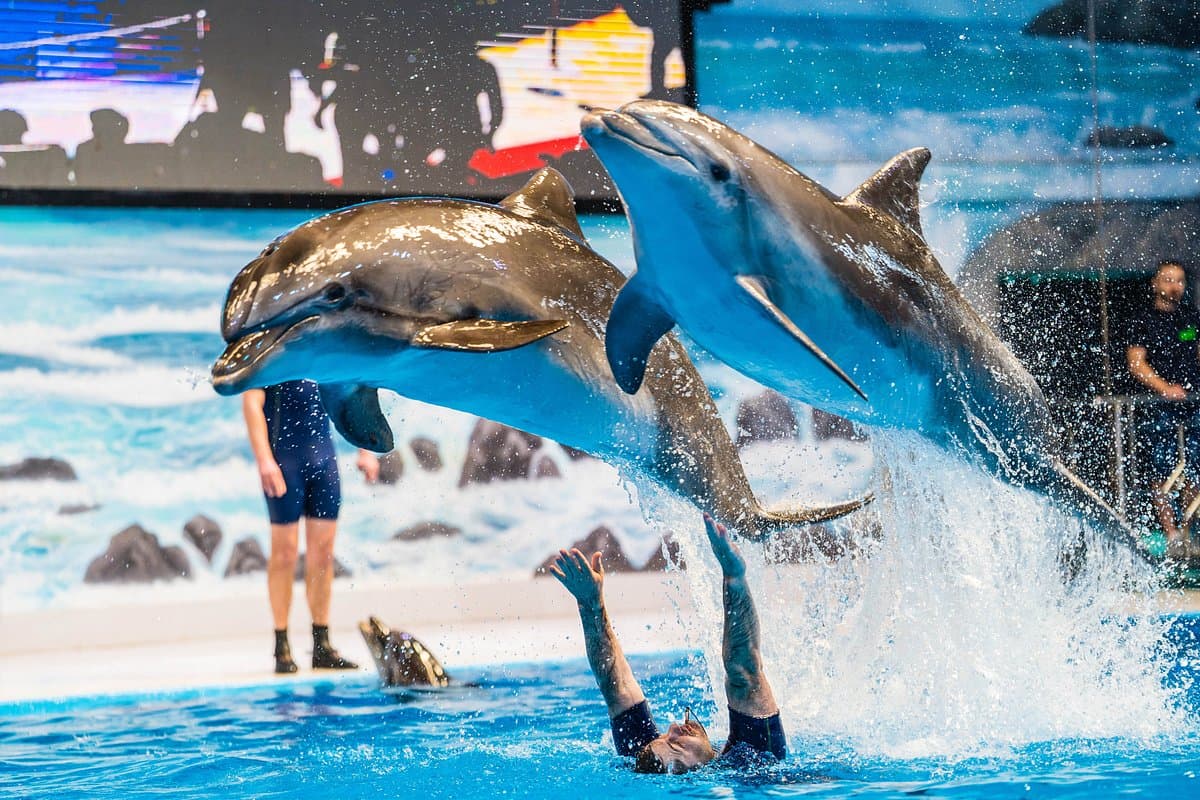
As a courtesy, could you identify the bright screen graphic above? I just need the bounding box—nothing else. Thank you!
[0,1,691,198]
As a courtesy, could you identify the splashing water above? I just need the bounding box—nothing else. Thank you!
[638,430,1188,760]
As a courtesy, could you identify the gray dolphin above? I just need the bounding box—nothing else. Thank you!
[211,168,867,541]
[581,100,1146,558]
[359,616,451,689]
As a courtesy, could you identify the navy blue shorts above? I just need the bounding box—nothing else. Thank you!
[264,456,341,524]
[1139,404,1200,483]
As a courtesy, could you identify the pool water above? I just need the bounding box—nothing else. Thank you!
[4,5,1200,799]
[4,623,1199,800]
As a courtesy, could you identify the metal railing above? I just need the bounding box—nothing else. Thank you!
[1087,394,1199,521]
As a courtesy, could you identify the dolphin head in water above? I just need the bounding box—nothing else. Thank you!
[359,616,450,689]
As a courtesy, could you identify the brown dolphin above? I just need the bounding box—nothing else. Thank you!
[211,168,867,542]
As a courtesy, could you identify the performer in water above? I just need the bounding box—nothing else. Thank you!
[550,514,786,773]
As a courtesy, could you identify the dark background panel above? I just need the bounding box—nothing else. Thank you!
[997,271,1152,401]
[0,1,719,204]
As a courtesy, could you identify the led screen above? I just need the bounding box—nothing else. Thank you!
[0,1,693,199]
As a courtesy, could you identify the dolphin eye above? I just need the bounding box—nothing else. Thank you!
[323,284,347,304]
[709,163,731,182]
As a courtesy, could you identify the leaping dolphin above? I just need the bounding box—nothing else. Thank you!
[581,100,1146,559]
[211,168,867,541]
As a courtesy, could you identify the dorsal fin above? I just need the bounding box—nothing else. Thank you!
[500,167,586,240]
[843,147,931,238]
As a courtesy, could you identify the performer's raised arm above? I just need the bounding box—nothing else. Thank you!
[704,514,779,717]
[549,548,645,717]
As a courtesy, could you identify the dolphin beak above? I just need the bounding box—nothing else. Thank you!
[580,110,610,140]
[358,616,388,662]
[581,108,688,164]
[210,316,320,394]
[582,109,649,147]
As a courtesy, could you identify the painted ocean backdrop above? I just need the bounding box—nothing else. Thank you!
[2,2,1196,611]
[0,204,874,612]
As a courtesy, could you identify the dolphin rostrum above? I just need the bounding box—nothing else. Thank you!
[211,167,867,541]
[581,100,1146,559]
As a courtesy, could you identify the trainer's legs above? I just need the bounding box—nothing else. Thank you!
[268,522,301,673]
[303,516,357,669]
[268,522,300,629]
[304,517,337,625]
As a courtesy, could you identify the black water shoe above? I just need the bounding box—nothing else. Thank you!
[312,624,359,670]
[274,629,299,674]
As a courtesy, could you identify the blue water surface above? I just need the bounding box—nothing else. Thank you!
[3,620,1200,800]
[3,6,1200,796]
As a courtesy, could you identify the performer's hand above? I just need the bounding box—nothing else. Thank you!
[549,548,604,609]
[704,513,745,579]
[1163,384,1188,401]
[259,460,287,498]
[356,450,380,483]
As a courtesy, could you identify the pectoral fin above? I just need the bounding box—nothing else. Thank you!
[318,383,394,453]
[605,275,676,395]
[735,275,867,402]
[412,318,569,352]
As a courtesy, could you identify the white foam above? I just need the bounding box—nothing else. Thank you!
[673,431,1184,758]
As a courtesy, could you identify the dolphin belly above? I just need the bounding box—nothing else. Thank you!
[377,342,660,464]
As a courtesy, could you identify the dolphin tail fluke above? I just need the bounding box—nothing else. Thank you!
[1048,459,1153,565]
[734,275,868,401]
[319,383,395,453]
[732,494,872,558]
[605,275,676,394]
[759,493,873,526]
[742,492,872,547]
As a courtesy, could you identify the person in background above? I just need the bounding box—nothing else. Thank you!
[550,514,786,774]
[1126,259,1200,561]
[243,380,380,673]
